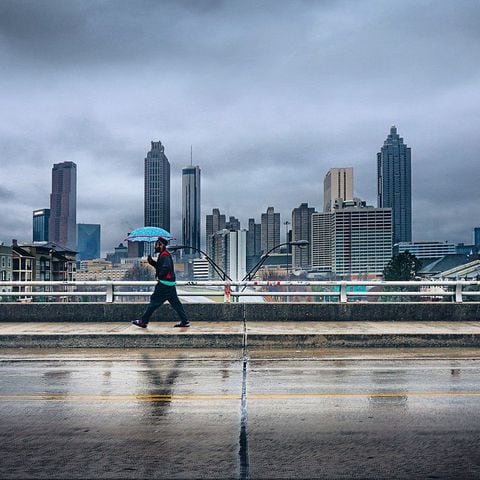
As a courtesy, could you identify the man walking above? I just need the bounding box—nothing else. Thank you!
[132,237,190,328]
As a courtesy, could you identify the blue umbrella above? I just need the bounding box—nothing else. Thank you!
[126,226,175,242]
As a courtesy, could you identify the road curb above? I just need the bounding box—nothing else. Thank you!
[1,333,480,349]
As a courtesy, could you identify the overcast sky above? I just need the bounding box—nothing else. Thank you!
[1,0,479,254]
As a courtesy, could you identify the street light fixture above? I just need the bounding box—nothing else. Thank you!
[167,245,232,281]
[241,240,309,282]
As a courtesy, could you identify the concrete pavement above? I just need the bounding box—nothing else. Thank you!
[2,321,480,348]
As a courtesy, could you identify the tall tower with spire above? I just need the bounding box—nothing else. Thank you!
[182,146,201,256]
[377,126,412,244]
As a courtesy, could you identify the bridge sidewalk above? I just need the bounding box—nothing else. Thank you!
[1,321,480,348]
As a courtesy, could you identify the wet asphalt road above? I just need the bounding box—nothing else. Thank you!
[1,348,480,479]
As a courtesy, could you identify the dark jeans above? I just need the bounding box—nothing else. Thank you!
[141,282,188,324]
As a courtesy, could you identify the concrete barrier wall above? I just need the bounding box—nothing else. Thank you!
[0,302,479,322]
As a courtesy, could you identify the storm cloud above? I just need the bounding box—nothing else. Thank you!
[0,0,479,252]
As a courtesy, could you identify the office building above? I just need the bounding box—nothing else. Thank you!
[246,218,262,272]
[211,229,247,281]
[333,200,392,277]
[311,199,392,277]
[182,165,201,256]
[49,162,77,250]
[192,258,209,280]
[145,141,170,230]
[226,216,241,231]
[33,209,50,242]
[395,241,456,259]
[106,243,129,265]
[206,208,226,257]
[206,208,226,238]
[292,203,316,270]
[77,224,101,261]
[324,168,353,212]
[475,228,480,248]
[311,213,333,272]
[261,207,280,254]
[377,125,412,244]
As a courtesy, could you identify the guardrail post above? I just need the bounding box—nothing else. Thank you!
[340,282,347,303]
[106,283,114,303]
[224,281,231,303]
[455,282,463,303]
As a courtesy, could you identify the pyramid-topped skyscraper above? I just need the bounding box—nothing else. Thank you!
[377,126,412,244]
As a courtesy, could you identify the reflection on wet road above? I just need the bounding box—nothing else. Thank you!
[1,348,480,479]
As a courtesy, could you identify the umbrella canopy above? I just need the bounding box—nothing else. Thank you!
[125,226,175,242]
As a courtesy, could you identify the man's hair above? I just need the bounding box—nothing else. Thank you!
[157,237,169,246]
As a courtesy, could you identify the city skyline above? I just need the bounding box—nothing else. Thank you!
[1,1,479,251]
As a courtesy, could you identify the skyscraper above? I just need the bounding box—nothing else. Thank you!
[311,212,332,272]
[145,141,170,230]
[292,203,316,270]
[77,224,101,260]
[182,165,201,255]
[49,162,77,250]
[311,199,392,277]
[206,208,226,256]
[226,216,241,231]
[210,229,247,281]
[261,207,280,254]
[33,209,50,242]
[324,168,353,212]
[246,218,262,272]
[474,228,480,248]
[377,126,412,244]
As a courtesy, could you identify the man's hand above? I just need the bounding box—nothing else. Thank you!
[147,255,156,267]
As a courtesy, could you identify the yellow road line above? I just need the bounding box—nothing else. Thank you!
[1,392,480,402]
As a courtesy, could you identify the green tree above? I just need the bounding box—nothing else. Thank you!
[383,251,422,281]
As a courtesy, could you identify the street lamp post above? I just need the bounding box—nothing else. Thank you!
[241,240,309,282]
[167,245,232,281]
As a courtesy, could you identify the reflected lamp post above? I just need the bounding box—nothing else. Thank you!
[167,245,232,281]
[241,240,309,282]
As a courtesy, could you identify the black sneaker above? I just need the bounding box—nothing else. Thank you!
[174,321,190,328]
[132,319,148,328]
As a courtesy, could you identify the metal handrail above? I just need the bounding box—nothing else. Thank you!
[0,280,478,303]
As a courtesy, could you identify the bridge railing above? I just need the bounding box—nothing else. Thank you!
[0,280,479,303]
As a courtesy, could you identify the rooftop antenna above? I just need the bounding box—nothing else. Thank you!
[190,145,193,166]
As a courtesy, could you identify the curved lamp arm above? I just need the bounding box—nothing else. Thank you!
[168,245,232,281]
[241,240,309,282]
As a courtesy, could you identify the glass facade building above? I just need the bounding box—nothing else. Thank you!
[182,165,201,256]
[377,126,412,244]
[475,228,480,248]
[33,209,50,242]
[77,224,101,260]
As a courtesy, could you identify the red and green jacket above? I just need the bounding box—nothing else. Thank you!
[148,250,176,286]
